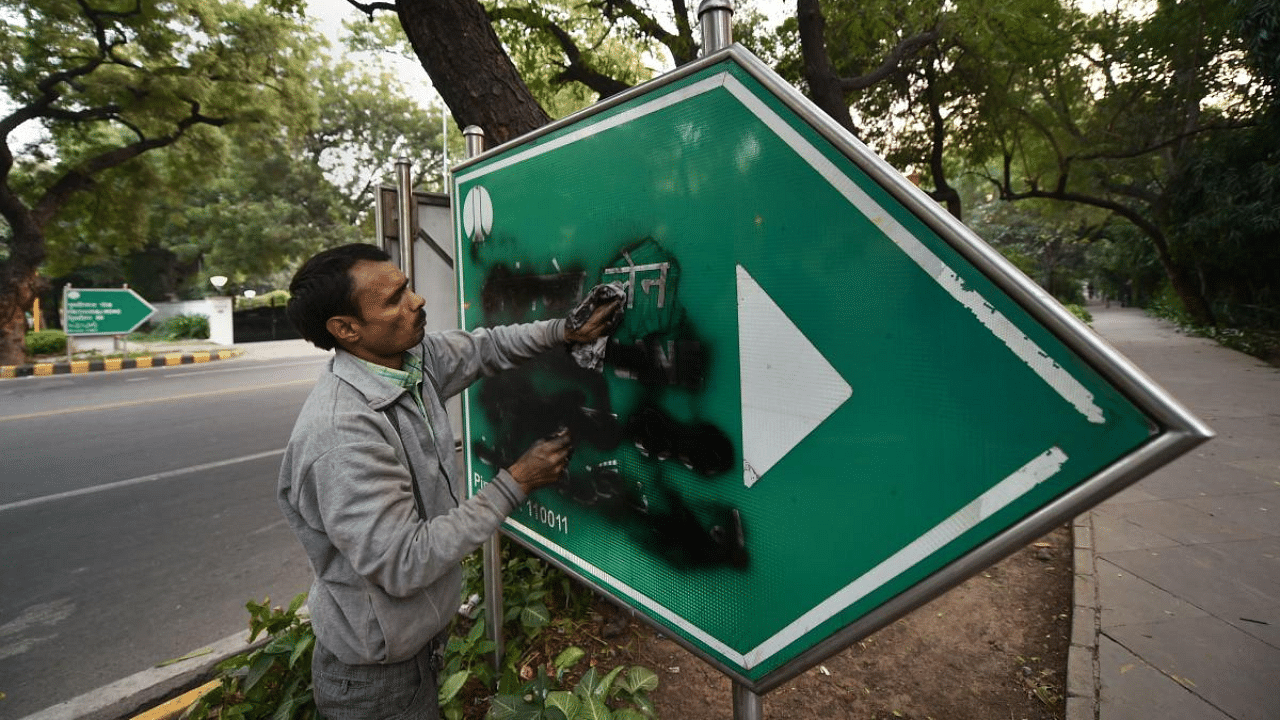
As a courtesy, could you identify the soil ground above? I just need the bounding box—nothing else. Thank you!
[596,524,1072,720]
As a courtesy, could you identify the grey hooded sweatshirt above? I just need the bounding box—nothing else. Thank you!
[278,319,565,665]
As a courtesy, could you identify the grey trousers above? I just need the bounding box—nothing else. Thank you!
[312,638,443,720]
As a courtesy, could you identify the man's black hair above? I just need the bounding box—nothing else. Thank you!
[287,243,392,350]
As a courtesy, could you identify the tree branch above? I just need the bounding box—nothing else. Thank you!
[838,29,942,92]
[590,0,695,65]
[488,5,629,98]
[32,101,229,225]
[344,0,398,19]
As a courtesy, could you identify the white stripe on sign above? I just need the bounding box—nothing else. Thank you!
[719,75,1105,425]
[742,446,1069,667]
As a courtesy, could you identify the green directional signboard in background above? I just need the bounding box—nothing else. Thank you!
[451,46,1210,691]
[63,287,156,336]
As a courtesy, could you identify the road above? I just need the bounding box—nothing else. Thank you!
[0,353,329,720]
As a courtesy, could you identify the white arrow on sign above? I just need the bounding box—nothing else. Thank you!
[738,264,852,487]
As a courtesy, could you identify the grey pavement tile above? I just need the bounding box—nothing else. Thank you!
[1103,482,1163,505]
[1105,537,1280,621]
[1089,507,1183,553]
[1096,498,1271,546]
[1132,453,1279,500]
[1097,636,1231,720]
[1228,458,1280,483]
[1096,557,1209,630]
[1198,417,1280,458]
[1232,603,1280,648]
[1176,490,1280,539]
[1105,615,1280,720]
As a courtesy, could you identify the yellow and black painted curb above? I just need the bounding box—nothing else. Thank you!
[0,348,243,380]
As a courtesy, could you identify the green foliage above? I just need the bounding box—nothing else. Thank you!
[186,594,317,720]
[481,0,659,117]
[1163,119,1280,331]
[1149,286,1280,365]
[142,314,211,341]
[196,548,658,720]
[1063,303,1092,326]
[1,0,326,333]
[968,198,1095,305]
[440,545,655,720]
[24,330,66,356]
[235,291,291,311]
[486,651,659,720]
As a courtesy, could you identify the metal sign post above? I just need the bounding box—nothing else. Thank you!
[465,125,506,680]
[450,4,1210,717]
[697,3,761,716]
[396,157,416,289]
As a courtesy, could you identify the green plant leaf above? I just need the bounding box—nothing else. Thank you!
[520,602,551,629]
[553,646,586,672]
[573,667,600,700]
[620,666,658,694]
[632,694,657,717]
[595,666,624,700]
[578,696,611,720]
[269,696,297,720]
[487,694,535,720]
[289,632,313,669]
[612,710,649,720]
[287,592,307,616]
[439,670,470,704]
[244,653,277,693]
[545,690,579,719]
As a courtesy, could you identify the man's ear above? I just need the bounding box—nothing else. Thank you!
[326,315,360,349]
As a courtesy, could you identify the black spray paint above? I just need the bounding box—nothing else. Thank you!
[473,237,749,571]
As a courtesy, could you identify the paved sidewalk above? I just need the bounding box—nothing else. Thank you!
[1069,306,1280,720]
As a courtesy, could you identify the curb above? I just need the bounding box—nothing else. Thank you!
[1066,512,1099,720]
[0,349,243,380]
[16,629,262,720]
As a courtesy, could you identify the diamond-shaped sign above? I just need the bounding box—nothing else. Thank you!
[452,46,1210,691]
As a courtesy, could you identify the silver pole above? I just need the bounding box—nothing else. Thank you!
[733,683,763,720]
[465,124,504,678]
[63,283,71,365]
[464,125,485,158]
[698,0,734,56]
[395,157,415,290]
[373,186,386,249]
[441,102,449,191]
[701,4,755,717]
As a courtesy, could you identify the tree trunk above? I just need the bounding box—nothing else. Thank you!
[397,0,551,146]
[796,0,857,134]
[0,235,45,366]
[922,61,962,220]
[1150,235,1216,326]
[0,180,49,365]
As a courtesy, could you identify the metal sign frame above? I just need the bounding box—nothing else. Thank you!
[451,44,1212,694]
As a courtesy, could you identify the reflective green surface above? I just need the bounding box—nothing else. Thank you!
[454,57,1152,681]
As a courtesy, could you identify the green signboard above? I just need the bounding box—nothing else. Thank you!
[63,287,156,336]
[452,47,1210,691]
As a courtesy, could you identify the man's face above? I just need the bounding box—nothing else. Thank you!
[342,260,426,368]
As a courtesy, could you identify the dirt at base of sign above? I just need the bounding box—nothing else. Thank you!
[631,524,1071,720]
